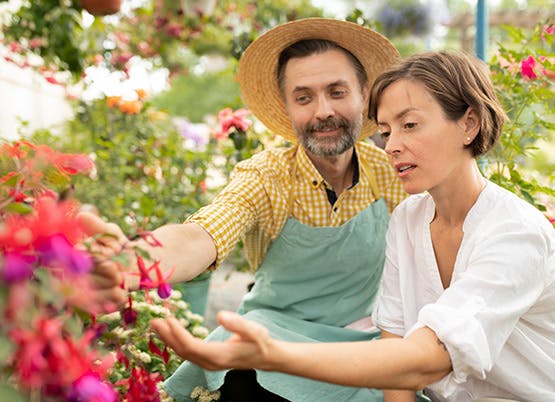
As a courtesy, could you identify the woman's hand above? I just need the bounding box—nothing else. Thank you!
[151,311,276,371]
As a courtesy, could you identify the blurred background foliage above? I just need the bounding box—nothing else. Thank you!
[1,0,554,241]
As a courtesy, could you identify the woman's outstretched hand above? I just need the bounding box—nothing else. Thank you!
[151,311,276,371]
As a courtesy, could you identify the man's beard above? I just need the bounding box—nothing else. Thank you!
[295,115,362,157]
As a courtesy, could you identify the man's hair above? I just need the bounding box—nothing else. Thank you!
[277,39,368,96]
[368,51,507,157]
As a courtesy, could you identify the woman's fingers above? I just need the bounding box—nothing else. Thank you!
[218,311,271,356]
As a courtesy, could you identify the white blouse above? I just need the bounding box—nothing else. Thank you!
[373,181,555,402]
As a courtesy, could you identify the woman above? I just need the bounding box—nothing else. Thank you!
[152,51,555,402]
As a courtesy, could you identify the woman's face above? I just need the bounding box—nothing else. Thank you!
[377,79,476,195]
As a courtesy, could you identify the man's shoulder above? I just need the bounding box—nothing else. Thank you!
[235,146,296,174]
[356,141,389,164]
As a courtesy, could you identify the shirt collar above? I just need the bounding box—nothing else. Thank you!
[296,145,360,190]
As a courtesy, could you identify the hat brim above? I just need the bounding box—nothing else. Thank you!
[237,18,400,142]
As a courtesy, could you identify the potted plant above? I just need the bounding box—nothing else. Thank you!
[81,0,121,15]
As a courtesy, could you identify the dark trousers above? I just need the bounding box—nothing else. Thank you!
[220,369,290,402]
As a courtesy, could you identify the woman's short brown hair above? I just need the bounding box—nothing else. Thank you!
[368,51,507,157]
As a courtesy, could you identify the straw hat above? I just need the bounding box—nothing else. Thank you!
[237,18,400,142]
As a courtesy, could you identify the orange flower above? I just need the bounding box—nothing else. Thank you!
[106,96,121,108]
[118,100,143,114]
[135,89,148,100]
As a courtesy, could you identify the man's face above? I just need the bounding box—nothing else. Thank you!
[282,49,368,157]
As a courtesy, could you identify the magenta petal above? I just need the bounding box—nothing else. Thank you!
[157,282,172,299]
[69,249,93,274]
[69,372,117,402]
[2,252,35,283]
[37,234,73,266]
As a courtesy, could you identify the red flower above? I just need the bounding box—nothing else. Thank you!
[9,319,114,395]
[54,153,94,175]
[117,366,163,402]
[521,55,538,80]
[214,108,252,139]
[134,256,174,299]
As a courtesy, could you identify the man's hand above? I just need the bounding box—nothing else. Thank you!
[151,311,275,371]
[77,211,131,310]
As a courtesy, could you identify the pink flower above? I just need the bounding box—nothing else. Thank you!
[520,55,538,80]
[69,372,117,402]
[214,108,252,139]
[542,24,554,40]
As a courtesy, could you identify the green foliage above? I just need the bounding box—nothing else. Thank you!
[152,66,242,123]
[487,21,555,211]
[1,0,108,78]
[97,289,208,387]
[29,98,215,233]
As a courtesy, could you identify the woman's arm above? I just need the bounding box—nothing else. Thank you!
[151,311,452,390]
[381,330,417,402]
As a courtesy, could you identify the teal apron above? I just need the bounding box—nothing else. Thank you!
[165,150,389,402]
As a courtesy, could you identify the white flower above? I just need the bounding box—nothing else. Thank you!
[191,326,209,338]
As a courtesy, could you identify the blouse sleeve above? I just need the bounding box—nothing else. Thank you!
[406,219,550,384]
[373,206,407,336]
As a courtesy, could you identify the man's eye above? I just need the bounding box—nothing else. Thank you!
[296,95,310,104]
[331,90,346,97]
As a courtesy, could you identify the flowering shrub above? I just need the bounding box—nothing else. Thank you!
[487,21,555,218]
[0,140,209,401]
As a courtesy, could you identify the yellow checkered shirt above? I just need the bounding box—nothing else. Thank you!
[187,141,406,270]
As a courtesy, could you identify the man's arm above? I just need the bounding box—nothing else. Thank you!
[78,213,216,306]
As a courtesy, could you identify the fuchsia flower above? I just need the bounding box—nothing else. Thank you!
[2,252,36,283]
[9,318,114,396]
[135,255,175,299]
[521,55,538,79]
[116,366,163,402]
[214,107,253,139]
[69,372,117,402]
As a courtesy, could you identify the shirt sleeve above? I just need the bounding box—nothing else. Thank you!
[406,219,549,384]
[373,206,406,336]
[186,160,274,269]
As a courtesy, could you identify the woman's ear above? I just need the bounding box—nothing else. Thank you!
[463,107,480,143]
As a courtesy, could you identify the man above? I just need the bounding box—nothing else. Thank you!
[81,18,404,401]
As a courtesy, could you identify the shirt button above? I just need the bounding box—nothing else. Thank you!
[333,207,338,212]
[312,180,318,186]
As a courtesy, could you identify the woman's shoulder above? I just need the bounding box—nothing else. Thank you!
[477,181,552,229]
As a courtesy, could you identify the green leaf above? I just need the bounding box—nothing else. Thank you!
[0,385,25,402]
[3,202,33,215]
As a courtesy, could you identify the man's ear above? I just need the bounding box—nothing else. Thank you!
[362,84,370,105]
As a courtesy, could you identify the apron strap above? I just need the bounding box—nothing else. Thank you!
[286,145,300,216]
[359,154,382,200]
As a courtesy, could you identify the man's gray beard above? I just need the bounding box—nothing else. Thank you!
[296,115,363,157]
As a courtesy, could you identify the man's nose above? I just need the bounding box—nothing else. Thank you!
[314,96,335,120]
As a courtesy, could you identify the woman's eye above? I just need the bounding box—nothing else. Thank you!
[404,122,417,130]
[380,131,390,141]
